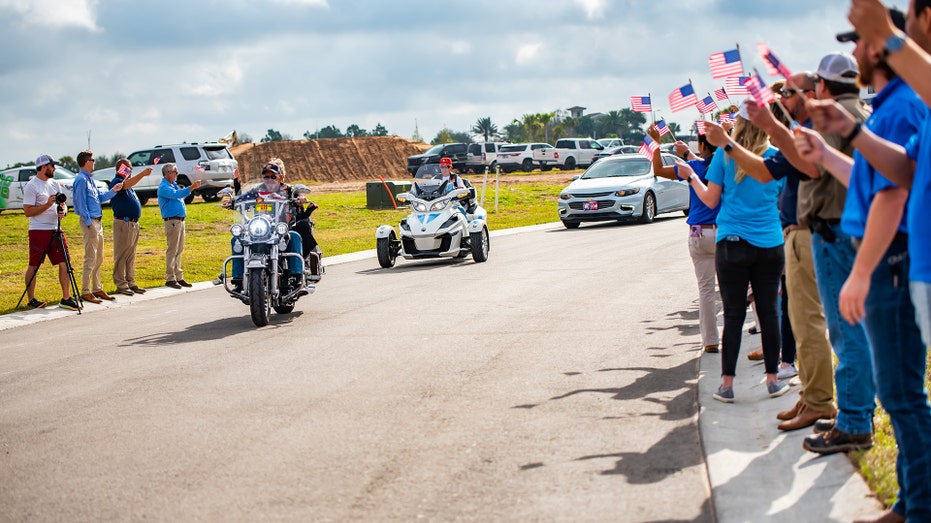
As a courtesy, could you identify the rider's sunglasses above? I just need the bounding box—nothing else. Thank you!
[262,175,277,179]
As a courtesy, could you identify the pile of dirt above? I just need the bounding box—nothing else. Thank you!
[230,136,430,184]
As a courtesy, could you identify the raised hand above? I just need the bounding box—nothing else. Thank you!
[806,99,857,136]
[793,126,829,164]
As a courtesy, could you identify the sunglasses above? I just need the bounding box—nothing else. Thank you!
[262,175,277,179]
[779,88,811,99]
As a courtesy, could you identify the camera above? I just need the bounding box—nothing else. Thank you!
[55,192,67,212]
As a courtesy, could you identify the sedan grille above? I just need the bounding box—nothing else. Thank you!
[571,191,614,198]
[568,199,615,210]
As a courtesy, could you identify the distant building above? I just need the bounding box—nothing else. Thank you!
[567,106,587,119]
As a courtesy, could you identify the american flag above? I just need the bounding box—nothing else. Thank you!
[638,135,659,159]
[668,83,698,113]
[630,95,652,113]
[757,43,792,79]
[695,121,707,135]
[746,75,776,107]
[714,87,728,101]
[696,95,718,114]
[718,112,733,125]
[153,157,161,165]
[656,119,670,137]
[708,49,743,79]
[725,76,751,96]
[194,165,205,172]
[117,164,131,176]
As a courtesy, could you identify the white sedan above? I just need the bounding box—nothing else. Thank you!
[557,153,689,229]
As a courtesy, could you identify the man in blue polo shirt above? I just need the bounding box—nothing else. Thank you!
[72,150,121,304]
[157,163,201,289]
[109,159,152,295]
[797,6,931,521]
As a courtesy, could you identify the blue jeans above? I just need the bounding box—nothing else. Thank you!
[811,224,875,435]
[231,231,303,279]
[863,238,931,520]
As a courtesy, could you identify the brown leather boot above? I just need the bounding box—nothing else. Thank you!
[778,405,836,431]
[776,399,802,421]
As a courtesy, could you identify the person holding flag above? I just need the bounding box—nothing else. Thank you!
[109,158,153,295]
[676,102,788,403]
[647,123,720,353]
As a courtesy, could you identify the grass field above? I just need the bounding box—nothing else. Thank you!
[0,182,562,314]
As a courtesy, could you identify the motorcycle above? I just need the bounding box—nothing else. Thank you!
[375,163,489,268]
[218,182,319,326]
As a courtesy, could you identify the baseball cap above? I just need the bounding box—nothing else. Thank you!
[261,163,282,175]
[817,52,860,84]
[836,7,906,43]
[35,154,58,168]
[439,157,452,166]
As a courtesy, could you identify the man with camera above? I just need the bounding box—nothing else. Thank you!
[22,155,80,311]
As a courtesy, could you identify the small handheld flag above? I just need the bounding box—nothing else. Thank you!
[708,49,743,79]
[669,83,698,113]
[638,135,660,159]
[696,95,718,115]
[757,43,792,79]
[746,75,775,107]
[725,76,751,96]
[630,96,652,113]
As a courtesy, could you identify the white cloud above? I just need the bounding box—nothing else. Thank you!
[450,40,471,55]
[575,0,606,20]
[515,43,543,65]
[183,60,244,97]
[0,0,99,30]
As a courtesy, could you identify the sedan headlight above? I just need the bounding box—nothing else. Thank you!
[614,188,640,197]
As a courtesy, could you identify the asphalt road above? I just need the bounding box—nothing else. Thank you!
[0,215,714,522]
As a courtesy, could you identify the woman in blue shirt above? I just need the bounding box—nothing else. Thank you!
[678,113,787,403]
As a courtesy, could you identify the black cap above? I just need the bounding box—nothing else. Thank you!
[837,7,906,42]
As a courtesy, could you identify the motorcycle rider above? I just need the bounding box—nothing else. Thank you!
[438,156,478,214]
[227,161,305,293]
[270,158,323,281]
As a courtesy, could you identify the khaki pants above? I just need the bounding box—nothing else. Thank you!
[164,219,185,282]
[784,229,835,412]
[688,227,719,347]
[81,219,104,295]
[112,219,140,290]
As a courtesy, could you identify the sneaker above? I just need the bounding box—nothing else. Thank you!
[713,386,735,403]
[777,363,798,380]
[767,380,790,398]
[27,298,47,309]
[58,297,80,311]
[803,428,873,454]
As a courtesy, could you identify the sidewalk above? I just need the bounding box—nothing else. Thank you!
[699,318,884,522]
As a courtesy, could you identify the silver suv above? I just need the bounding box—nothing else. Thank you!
[92,142,237,204]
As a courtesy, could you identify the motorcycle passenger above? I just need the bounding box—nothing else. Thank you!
[227,161,304,293]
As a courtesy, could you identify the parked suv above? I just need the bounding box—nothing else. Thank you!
[464,142,503,173]
[92,142,237,204]
[406,143,468,175]
[497,143,554,173]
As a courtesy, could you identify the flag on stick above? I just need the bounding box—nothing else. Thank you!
[656,119,670,137]
[695,121,707,135]
[668,83,698,112]
[708,49,743,78]
[638,135,660,159]
[757,43,792,79]
[746,75,775,107]
[725,76,751,96]
[630,95,652,113]
[696,95,718,115]
[714,87,728,101]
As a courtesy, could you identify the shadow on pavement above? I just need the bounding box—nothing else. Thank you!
[119,312,304,347]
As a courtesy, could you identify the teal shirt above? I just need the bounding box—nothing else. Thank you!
[705,146,784,248]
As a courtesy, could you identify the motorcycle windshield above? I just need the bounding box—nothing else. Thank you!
[232,181,289,224]
[412,164,449,201]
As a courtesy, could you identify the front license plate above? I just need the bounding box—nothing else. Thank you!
[583,201,599,211]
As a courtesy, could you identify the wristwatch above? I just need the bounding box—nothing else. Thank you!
[724,141,735,152]
[882,31,906,58]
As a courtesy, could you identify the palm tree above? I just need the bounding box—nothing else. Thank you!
[599,110,625,138]
[471,117,498,142]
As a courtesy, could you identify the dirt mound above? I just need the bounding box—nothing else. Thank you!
[230,136,430,183]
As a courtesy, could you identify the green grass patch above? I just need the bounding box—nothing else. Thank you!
[0,182,563,314]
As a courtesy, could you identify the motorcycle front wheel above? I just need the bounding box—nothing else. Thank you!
[249,267,271,327]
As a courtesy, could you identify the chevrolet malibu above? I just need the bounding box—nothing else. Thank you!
[557,153,689,229]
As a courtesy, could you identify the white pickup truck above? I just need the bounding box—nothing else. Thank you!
[532,138,605,171]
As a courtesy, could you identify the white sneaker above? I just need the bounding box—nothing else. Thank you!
[777,363,798,380]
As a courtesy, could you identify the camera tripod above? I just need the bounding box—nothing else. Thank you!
[18,214,83,314]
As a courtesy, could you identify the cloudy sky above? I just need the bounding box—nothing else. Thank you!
[0,0,859,166]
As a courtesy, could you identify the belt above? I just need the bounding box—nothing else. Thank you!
[852,232,908,251]
[783,224,806,232]
[117,217,139,223]
[164,217,185,221]
[695,223,716,229]
[91,217,101,221]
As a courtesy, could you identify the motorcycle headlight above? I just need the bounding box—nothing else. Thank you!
[430,199,450,211]
[275,222,289,236]
[413,202,428,212]
[230,224,243,237]
[614,188,640,197]
[247,216,271,239]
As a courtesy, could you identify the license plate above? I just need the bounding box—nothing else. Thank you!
[256,203,273,212]
[583,201,599,211]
